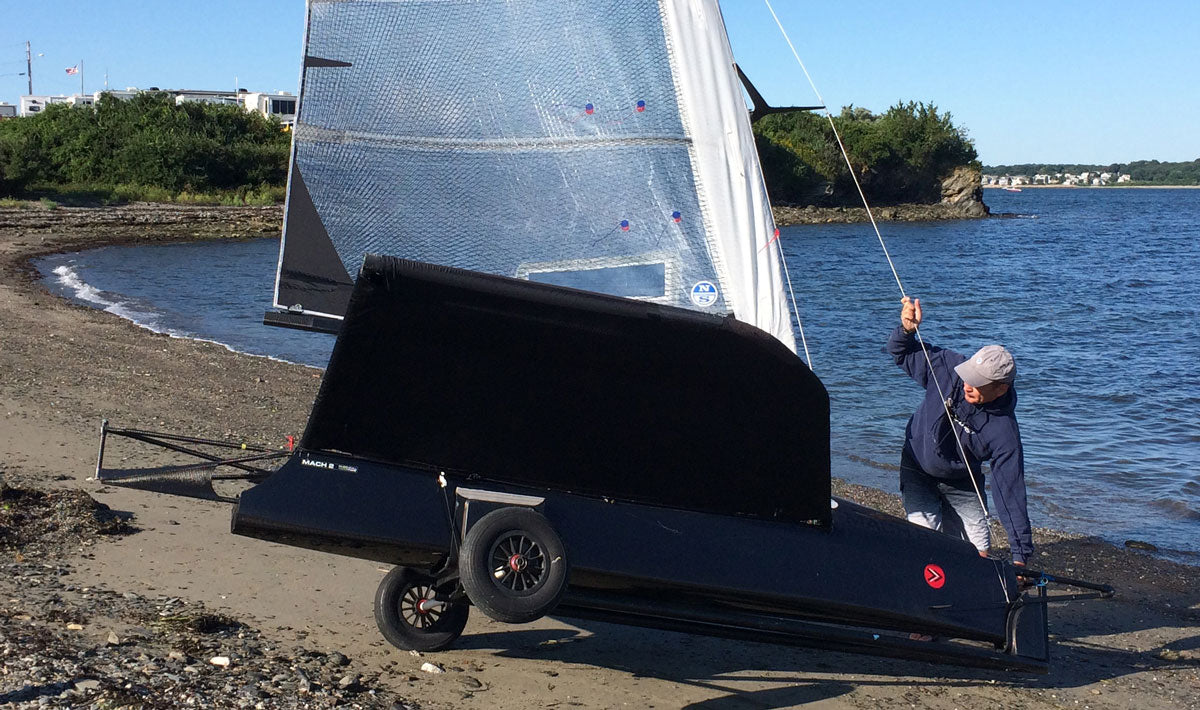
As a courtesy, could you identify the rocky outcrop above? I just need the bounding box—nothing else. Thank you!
[940,165,990,217]
[774,201,986,226]
[773,165,990,225]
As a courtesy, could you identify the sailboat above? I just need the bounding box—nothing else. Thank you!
[97,0,1111,671]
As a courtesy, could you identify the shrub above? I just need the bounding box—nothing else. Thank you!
[754,102,978,206]
[0,93,290,199]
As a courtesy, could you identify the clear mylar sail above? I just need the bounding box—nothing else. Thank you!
[272,0,796,352]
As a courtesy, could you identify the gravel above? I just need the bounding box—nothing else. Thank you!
[0,480,414,709]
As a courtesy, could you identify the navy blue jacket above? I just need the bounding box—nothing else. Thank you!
[887,326,1034,563]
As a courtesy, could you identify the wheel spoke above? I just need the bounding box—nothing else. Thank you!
[399,583,447,629]
[485,530,552,592]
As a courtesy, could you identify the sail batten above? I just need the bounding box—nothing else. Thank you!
[274,0,796,353]
[296,124,694,152]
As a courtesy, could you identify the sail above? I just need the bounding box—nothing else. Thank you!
[273,0,796,353]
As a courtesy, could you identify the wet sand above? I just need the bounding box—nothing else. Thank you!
[1,203,1198,709]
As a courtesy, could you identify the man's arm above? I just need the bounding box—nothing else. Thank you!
[988,435,1035,565]
[886,297,939,388]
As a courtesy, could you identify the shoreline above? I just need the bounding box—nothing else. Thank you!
[773,201,988,226]
[984,184,1200,190]
[3,204,1200,708]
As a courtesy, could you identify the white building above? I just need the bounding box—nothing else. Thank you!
[239,91,297,125]
[16,87,296,125]
[1117,174,1133,183]
[174,90,240,107]
[0,103,16,119]
[19,94,72,115]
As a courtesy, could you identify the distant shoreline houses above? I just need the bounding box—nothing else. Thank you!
[2,88,296,125]
[982,171,1132,187]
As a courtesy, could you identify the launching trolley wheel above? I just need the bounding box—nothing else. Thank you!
[459,506,569,624]
[374,566,469,652]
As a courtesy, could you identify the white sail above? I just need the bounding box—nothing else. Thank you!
[275,0,796,352]
[662,0,795,351]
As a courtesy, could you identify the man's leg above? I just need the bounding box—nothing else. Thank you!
[900,452,943,532]
[939,477,991,555]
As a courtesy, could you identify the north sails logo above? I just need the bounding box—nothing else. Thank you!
[301,457,358,473]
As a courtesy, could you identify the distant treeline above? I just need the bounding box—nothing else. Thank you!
[753,102,978,205]
[984,160,1200,185]
[0,94,980,207]
[0,92,289,201]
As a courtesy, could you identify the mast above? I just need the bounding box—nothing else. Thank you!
[25,41,32,95]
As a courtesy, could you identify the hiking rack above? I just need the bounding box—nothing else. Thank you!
[95,420,289,504]
[1016,569,1116,603]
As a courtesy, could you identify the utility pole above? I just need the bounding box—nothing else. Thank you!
[25,41,32,95]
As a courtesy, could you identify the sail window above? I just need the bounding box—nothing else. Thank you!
[526,263,666,299]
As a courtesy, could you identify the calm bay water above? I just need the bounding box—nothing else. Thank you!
[37,188,1200,562]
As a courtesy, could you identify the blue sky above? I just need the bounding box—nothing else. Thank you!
[1,0,1196,166]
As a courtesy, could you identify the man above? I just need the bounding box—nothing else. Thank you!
[887,296,1033,566]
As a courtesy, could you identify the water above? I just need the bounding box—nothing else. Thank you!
[36,239,335,366]
[779,188,1200,563]
[36,189,1200,562]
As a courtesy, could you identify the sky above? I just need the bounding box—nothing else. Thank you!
[1,0,1197,166]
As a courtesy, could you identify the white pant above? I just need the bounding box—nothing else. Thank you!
[900,454,990,554]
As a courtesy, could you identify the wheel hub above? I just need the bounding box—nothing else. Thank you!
[488,530,549,594]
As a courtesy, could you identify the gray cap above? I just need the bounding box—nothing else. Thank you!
[954,345,1016,387]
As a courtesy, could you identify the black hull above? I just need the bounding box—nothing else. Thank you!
[233,452,1044,669]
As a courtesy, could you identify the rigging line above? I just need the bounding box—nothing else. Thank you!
[776,232,812,368]
[763,0,1007,596]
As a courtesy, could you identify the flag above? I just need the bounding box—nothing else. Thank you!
[65,65,78,75]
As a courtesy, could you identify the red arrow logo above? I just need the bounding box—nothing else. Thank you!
[924,564,946,589]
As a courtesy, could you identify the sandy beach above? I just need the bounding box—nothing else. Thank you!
[1,203,1198,709]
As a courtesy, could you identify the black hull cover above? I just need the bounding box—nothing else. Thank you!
[302,256,831,525]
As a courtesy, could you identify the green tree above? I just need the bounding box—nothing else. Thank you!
[754,102,978,205]
[0,91,291,197]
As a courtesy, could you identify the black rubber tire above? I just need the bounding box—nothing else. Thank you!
[374,566,469,652]
[459,507,569,624]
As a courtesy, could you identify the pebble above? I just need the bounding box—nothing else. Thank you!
[420,661,445,674]
[1,537,409,708]
[1125,539,1158,551]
